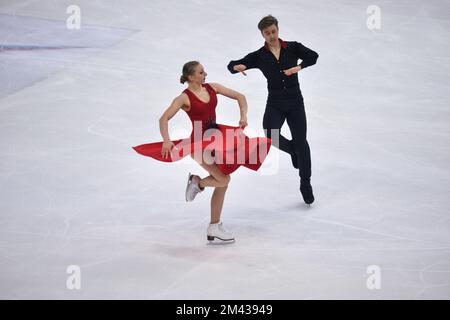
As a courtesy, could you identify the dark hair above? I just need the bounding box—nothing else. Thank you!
[257,15,278,31]
[180,61,200,84]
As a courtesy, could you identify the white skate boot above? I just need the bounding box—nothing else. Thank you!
[207,222,235,242]
[185,172,204,202]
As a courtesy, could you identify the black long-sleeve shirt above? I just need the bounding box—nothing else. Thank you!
[227,39,318,99]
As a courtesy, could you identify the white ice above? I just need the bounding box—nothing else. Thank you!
[0,0,449,299]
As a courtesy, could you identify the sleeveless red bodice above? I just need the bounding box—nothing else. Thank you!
[183,83,218,134]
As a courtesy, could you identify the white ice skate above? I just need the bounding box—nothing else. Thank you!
[207,222,235,242]
[185,172,203,202]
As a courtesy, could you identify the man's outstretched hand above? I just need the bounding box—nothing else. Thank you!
[233,64,247,76]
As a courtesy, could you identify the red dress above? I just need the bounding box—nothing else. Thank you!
[132,83,271,175]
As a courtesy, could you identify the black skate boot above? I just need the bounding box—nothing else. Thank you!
[300,179,315,205]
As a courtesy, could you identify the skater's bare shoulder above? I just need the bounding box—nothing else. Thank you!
[209,83,244,100]
[178,92,191,111]
[160,93,190,121]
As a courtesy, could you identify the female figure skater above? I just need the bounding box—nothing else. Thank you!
[133,61,271,242]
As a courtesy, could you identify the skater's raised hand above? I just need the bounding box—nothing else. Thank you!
[233,64,247,76]
[283,66,301,76]
[161,141,177,159]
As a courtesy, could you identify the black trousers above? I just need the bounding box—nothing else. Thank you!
[263,94,311,180]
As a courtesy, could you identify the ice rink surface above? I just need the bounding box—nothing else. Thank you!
[0,0,449,299]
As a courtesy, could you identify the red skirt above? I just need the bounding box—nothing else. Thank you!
[132,124,271,175]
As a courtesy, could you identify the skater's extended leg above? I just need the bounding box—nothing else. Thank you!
[286,98,314,204]
[210,186,228,224]
[263,104,293,155]
[189,154,234,241]
[286,98,311,180]
[263,103,298,168]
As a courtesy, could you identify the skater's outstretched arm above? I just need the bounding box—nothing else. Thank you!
[159,93,189,159]
[209,83,248,128]
[227,51,259,76]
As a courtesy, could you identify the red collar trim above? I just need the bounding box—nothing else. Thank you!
[264,38,287,50]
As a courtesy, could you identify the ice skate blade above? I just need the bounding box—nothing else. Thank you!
[206,236,235,245]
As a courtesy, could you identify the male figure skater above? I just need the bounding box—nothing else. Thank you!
[227,15,318,204]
